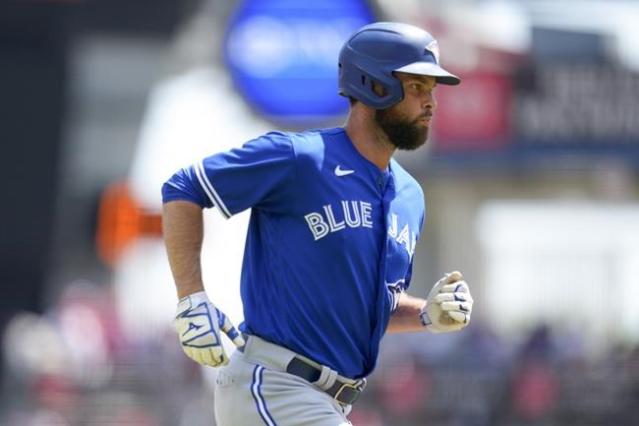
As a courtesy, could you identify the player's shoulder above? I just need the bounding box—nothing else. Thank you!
[258,127,339,149]
[253,130,295,149]
[269,127,346,165]
[390,159,424,199]
[285,127,343,148]
[390,158,422,192]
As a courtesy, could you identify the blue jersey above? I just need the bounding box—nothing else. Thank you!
[162,128,425,378]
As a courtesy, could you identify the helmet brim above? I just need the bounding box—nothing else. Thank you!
[395,62,461,85]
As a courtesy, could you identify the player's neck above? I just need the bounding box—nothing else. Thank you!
[344,111,395,171]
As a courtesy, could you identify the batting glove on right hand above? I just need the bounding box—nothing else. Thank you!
[174,291,245,367]
[420,271,473,333]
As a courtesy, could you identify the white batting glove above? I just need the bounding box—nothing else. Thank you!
[420,271,473,333]
[174,291,245,367]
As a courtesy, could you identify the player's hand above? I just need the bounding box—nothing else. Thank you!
[420,271,473,333]
[174,291,245,366]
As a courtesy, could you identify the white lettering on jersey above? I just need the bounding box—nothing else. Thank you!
[342,200,361,227]
[304,212,330,241]
[305,202,418,255]
[388,213,398,238]
[323,204,345,232]
[388,213,417,257]
[305,201,372,240]
[360,201,373,228]
[396,224,410,252]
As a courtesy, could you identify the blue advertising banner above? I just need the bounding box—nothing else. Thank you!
[223,0,375,125]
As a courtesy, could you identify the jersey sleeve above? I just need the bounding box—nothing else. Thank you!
[162,132,296,218]
[162,166,212,207]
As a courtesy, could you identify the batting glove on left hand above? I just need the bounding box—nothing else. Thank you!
[174,291,245,367]
[420,271,473,333]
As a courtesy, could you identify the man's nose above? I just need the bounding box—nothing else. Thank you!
[422,92,436,111]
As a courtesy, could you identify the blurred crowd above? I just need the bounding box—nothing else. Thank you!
[356,325,639,426]
[1,281,638,426]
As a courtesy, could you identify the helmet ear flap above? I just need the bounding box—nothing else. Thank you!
[339,56,403,109]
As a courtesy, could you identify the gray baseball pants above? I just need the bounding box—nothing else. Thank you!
[214,335,358,426]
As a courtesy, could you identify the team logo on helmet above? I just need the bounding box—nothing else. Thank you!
[425,40,440,64]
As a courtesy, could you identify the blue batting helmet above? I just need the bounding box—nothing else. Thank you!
[338,22,460,109]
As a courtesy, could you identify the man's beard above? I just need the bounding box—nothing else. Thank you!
[375,108,429,151]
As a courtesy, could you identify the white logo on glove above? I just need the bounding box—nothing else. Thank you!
[174,291,245,366]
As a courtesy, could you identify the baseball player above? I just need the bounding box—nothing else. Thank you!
[162,22,473,426]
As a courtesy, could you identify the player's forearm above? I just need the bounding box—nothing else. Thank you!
[386,293,427,333]
[162,200,206,299]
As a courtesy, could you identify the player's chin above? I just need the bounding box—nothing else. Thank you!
[413,117,430,131]
[396,135,427,151]
[388,122,429,150]
[411,128,429,148]
[420,127,430,141]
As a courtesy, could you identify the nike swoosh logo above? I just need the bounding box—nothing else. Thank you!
[334,165,355,176]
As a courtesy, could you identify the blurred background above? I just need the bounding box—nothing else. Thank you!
[2,0,639,424]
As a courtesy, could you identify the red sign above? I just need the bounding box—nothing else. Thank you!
[432,71,511,152]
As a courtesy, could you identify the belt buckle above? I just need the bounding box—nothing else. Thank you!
[333,379,366,405]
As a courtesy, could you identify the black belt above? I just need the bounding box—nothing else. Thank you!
[238,336,366,405]
[286,357,366,405]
